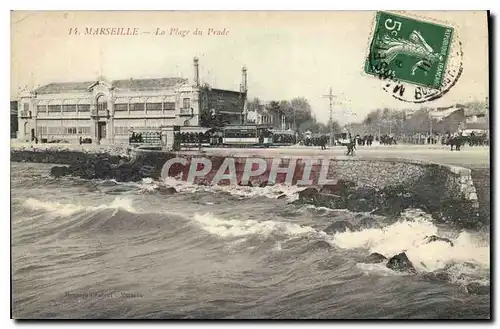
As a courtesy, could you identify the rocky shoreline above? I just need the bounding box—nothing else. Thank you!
[294,176,483,229]
[11,147,485,229]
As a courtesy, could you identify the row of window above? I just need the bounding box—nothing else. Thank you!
[37,105,91,113]
[259,115,274,124]
[38,127,92,135]
[114,102,177,111]
[33,101,185,114]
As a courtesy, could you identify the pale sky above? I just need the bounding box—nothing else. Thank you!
[11,11,489,124]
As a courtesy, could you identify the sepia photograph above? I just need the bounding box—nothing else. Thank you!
[10,10,490,319]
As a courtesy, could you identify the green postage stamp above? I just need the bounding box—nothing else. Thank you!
[365,11,454,89]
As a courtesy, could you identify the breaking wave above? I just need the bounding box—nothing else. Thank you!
[192,213,319,238]
[158,176,306,201]
[331,209,489,285]
[23,196,138,216]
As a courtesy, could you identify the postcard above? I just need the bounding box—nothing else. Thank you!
[11,10,490,319]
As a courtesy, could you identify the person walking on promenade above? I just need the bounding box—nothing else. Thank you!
[346,138,356,156]
[320,135,327,150]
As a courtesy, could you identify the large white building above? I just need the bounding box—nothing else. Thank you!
[17,58,247,146]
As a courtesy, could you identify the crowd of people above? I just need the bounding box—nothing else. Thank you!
[398,132,489,146]
[272,133,297,145]
[127,128,489,151]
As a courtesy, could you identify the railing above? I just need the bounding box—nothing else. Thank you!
[19,111,31,118]
[179,108,193,116]
[91,109,110,117]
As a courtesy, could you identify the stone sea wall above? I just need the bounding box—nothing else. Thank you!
[10,147,482,228]
[153,152,478,204]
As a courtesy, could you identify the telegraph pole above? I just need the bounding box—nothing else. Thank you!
[95,47,103,145]
[321,87,336,147]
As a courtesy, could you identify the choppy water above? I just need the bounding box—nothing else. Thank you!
[11,162,490,319]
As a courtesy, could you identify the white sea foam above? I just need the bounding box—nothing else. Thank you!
[330,209,490,284]
[23,198,88,217]
[23,197,138,217]
[162,176,306,201]
[136,177,160,193]
[192,213,318,238]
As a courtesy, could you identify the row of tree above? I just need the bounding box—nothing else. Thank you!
[359,101,488,136]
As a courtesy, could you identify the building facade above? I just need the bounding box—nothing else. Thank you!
[464,107,489,131]
[246,104,286,130]
[17,58,247,145]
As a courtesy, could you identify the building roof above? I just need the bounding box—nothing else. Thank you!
[112,77,188,91]
[429,107,464,121]
[34,77,188,94]
[436,104,488,117]
[35,81,97,94]
[209,87,245,95]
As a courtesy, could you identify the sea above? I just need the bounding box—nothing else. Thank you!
[11,162,490,319]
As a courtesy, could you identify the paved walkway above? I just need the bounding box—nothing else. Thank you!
[193,144,490,169]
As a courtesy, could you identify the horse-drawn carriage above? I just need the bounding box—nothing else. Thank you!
[461,129,489,146]
[442,129,488,151]
[379,134,397,145]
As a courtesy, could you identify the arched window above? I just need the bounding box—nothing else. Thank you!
[96,95,108,112]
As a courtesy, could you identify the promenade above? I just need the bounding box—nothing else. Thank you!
[193,144,490,169]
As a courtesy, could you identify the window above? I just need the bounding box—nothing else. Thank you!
[163,102,175,110]
[37,105,46,113]
[48,127,63,135]
[78,104,90,112]
[78,127,91,134]
[113,127,130,135]
[224,129,257,138]
[115,104,128,111]
[146,103,162,111]
[48,105,61,113]
[62,105,77,112]
[97,96,107,111]
[130,103,144,111]
[24,103,29,112]
[183,98,190,109]
[38,126,47,135]
[65,127,77,134]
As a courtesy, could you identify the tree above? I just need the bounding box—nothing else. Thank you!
[278,100,294,127]
[265,100,285,129]
[298,119,319,133]
[290,97,314,130]
[324,118,341,134]
[276,98,315,132]
[249,97,326,133]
